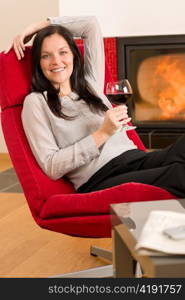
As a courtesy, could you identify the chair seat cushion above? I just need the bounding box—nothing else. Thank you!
[40,182,175,219]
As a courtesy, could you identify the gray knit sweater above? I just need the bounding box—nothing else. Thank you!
[22,16,137,189]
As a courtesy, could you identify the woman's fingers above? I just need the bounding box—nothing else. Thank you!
[109,105,128,120]
[109,106,132,129]
[13,44,22,60]
[5,35,26,60]
[19,36,26,50]
[16,44,25,59]
[14,36,25,59]
[113,105,127,112]
[120,117,132,124]
[4,44,12,54]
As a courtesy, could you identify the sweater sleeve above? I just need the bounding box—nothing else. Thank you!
[21,94,100,180]
[48,16,105,96]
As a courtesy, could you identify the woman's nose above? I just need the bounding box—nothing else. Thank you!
[51,54,61,65]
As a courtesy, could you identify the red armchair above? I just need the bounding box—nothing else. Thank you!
[0,46,175,276]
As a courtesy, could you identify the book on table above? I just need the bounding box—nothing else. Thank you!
[135,210,185,256]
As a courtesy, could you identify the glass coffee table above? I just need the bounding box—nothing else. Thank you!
[111,199,185,278]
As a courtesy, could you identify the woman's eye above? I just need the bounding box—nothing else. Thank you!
[41,54,49,59]
[60,51,67,55]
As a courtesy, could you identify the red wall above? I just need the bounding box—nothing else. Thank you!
[104,37,118,81]
[76,37,118,82]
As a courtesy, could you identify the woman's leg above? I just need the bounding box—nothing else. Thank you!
[78,136,185,195]
[77,149,147,193]
[141,135,185,170]
[89,162,185,198]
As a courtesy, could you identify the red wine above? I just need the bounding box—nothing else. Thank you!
[107,93,132,105]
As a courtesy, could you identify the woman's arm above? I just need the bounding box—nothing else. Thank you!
[22,93,100,180]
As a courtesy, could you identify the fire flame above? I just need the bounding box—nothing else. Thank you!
[154,55,185,119]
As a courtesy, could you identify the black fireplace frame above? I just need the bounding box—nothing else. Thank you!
[116,34,185,148]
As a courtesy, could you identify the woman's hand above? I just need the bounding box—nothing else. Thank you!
[92,105,131,147]
[4,20,50,60]
[100,105,130,136]
[5,33,30,60]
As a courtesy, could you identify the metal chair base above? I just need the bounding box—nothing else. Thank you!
[50,264,113,278]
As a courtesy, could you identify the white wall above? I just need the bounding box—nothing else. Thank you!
[60,0,185,36]
[0,0,59,153]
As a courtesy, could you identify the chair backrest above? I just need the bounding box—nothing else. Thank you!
[0,44,146,221]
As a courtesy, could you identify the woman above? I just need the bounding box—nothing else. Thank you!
[6,16,185,197]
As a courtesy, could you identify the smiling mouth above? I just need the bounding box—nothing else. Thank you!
[51,67,65,73]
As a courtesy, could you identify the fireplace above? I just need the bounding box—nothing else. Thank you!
[117,35,185,148]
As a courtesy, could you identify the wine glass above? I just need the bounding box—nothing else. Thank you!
[106,79,136,131]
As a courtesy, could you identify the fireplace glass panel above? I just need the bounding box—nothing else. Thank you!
[128,47,185,125]
[117,36,185,148]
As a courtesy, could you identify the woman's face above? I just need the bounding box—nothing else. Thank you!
[40,33,74,92]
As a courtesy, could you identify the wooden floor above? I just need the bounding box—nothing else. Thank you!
[0,154,112,277]
[0,153,13,172]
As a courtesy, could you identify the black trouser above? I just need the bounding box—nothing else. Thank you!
[77,135,185,198]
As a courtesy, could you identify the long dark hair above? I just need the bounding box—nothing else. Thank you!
[31,24,108,119]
